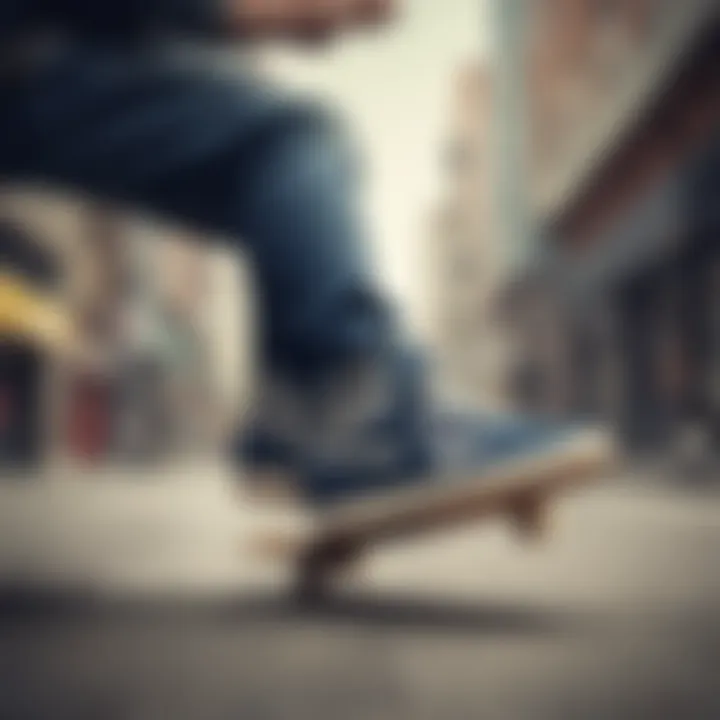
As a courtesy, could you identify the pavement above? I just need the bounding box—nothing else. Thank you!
[0,465,719,720]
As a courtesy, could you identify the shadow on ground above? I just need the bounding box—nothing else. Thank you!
[0,584,593,638]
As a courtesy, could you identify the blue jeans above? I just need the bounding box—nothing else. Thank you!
[0,45,392,382]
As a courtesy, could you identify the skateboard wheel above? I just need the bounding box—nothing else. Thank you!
[293,536,362,602]
[294,568,331,604]
[508,492,549,540]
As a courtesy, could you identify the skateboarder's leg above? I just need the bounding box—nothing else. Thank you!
[0,47,612,506]
[3,46,393,385]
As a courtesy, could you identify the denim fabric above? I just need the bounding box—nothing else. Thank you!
[0,46,392,381]
[0,0,224,43]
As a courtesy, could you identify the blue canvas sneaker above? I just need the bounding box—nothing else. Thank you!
[235,347,614,511]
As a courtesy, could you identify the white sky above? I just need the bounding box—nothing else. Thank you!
[260,0,491,332]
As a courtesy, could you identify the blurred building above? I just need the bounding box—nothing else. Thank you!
[505,0,719,465]
[432,0,718,466]
[0,218,63,468]
[0,191,101,467]
[0,192,248,472]
[119,222,247,461]
[430,66,510,404]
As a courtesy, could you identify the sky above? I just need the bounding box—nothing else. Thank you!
[261,0,491,332]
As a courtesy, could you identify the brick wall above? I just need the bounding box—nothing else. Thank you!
[553,28,720,251]
[528,0,677,206]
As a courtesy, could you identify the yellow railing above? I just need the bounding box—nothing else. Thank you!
[0,271,74,352]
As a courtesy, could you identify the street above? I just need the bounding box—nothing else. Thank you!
[0,467,719,719]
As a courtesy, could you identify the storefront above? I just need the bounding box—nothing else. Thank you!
[616,232,717,458]
[507,128,719,470]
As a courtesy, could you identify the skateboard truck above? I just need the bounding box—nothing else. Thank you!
[507,489,549,541]
[294,533,365,602]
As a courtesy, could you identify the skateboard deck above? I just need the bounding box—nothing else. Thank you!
[253,432,615,599]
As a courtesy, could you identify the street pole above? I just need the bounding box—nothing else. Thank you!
[487,0,537,408]
[492,0,534,279]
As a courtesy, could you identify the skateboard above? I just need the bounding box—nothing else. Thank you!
[253,432,615,600]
